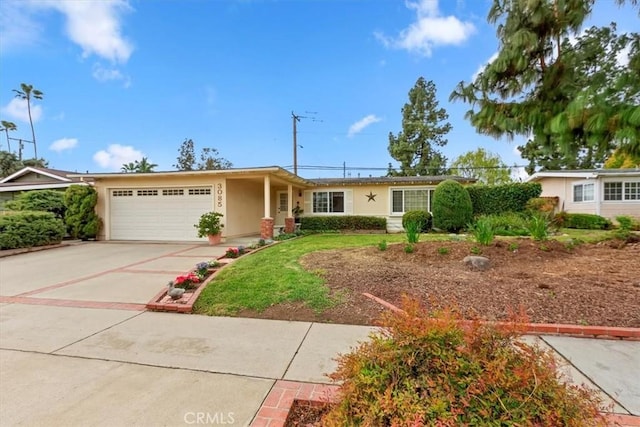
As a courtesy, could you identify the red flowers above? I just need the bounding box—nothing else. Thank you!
[173,273,200,289]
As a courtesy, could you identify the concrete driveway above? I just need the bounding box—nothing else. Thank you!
[0,241,234,308]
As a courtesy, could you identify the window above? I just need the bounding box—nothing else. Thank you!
[604,182,622,201]
[603,181,639,201]
[112,190,133,197]
[391,188,434,214]
[625,182,639,200]
[162,189,184,196]
[313,191,344,213]
[573,183,594,202]
[188,188,211,195]
[137,189,158,196]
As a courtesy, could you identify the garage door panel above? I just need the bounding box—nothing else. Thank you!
[109,188,213,241]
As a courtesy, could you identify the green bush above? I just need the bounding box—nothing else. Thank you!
[432,180,473,232]
[556,213,612,230]
[300,215,386,231]
[404,219,421,244]
[480,212,530,236]
[0,211,66,249]
[64,185,102,239]
[4,190,66,218]
[527,213,550,241]
[322,298,605,426]
[467,182,542,216]
[402,210,432,232]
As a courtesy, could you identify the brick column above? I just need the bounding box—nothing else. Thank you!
[261,217,274,239]
[284,217,295,233]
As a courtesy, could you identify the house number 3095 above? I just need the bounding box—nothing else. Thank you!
[217,183,223,208]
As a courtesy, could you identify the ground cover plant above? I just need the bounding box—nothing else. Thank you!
[194,231,640,327]
[320,298,606,426]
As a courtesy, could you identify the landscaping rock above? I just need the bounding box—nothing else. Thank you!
[463,255,491,271]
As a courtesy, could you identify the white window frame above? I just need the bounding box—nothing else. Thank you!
[390,187,435,215]
[602,180,639,202]
[305,189,353,215]
[572,182,595,203]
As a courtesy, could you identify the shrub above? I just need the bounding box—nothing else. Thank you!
[403,243,415,253]
[526,196,559,215]
[467,182,542,216]
[437,247,449,255]
[402,210,432,233]
[0,211,66,249]
[613,215,639,241]
[322,298,605,426]
[432,180,473,232]
[300,215,386,231]
[468,217,495,245]
[377,240,387,251]
[557,213,612,230]
[64,185,101,240]
[404,219,420,244]
[527,213,550,241]
[4,190,66,219]
[480,212,530,236]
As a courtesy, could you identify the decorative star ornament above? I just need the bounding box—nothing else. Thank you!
[366,191,377,202]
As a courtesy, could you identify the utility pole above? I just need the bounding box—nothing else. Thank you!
[292,112,300,176]
[291,111,322,176]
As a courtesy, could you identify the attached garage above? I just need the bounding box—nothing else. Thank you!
[109,187,213,241]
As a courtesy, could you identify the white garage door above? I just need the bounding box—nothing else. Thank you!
[109,187,213,241]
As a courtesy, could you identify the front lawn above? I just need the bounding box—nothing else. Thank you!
[193,233,442,316]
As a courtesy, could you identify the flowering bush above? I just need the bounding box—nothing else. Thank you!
[195,262,209,279]
[173,272,201,290]
[224,246,245,258]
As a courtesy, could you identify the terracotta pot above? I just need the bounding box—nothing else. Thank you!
[207,233,222,245]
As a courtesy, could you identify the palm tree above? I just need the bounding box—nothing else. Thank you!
[0,121,17,153]
[135,157,157,172]
[13,83,43,159]
[121,162,137,173]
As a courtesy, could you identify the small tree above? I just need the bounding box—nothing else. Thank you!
[450,148,512,185]
[432,179,473,232]
[64,185,101,240]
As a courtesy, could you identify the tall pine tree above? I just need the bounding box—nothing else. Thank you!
[450,0,639,173]
[388,77,452,176]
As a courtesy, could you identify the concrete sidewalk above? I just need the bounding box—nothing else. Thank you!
[1,304,638,426]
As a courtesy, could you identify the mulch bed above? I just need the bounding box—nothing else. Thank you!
[239,239,640,328]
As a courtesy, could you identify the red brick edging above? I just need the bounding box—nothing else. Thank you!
[362,293,640,340]
[251,380,339,427]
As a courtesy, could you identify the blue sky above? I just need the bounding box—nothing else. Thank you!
[0,0,637,179]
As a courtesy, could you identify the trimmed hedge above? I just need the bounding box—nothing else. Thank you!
[555,212,612,230]
[300,216,386,231]
[467,183,542,216]
[432,180,473,232]
[4,190,66,219]
[0,211,66,249]
[402,210,432,232]
[64,185,101,239]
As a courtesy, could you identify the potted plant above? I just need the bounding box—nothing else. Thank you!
[292,203,304,224]
[195,211,224,245]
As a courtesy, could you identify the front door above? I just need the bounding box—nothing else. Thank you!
[275,191,288,225]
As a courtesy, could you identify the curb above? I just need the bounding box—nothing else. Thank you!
[362,292,640,340]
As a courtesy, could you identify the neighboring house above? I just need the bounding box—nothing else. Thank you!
[75,167,473,242]
[0,167,91,206]
[527,169,640,220]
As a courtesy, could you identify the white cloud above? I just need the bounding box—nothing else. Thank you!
[0,1,43,52]
[92,63,131,87]
[472,51,499,80]
[616,43,631,67]
[49,0,134,63]
[348,114,381,137]
[93,144,143,169]
[50,137,78,152]
[1,98,43,123]
[375,0,475,57]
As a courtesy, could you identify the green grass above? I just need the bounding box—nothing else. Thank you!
[193,233,443,316]
[553,228,616,244]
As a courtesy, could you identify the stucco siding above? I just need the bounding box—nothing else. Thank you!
[601,203,640,219]
[352,185,390,216]
[218,179,263,237]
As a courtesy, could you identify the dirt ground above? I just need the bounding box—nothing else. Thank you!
[239,238,640,328]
